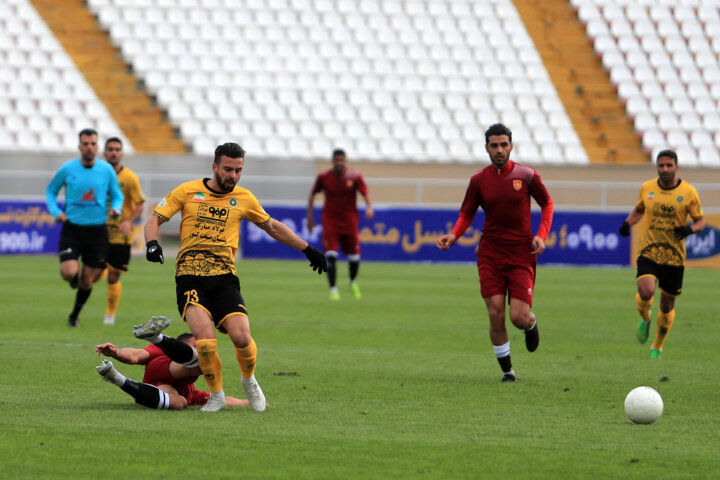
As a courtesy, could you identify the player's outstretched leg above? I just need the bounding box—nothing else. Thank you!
[133,315,171,341]
[97,359,125,386]
[97,359,172,409]
[242,375,266,412]
[524,317,539,352]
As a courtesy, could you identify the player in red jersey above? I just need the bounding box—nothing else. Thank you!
[437,123,554,382]
[95,317,250,410]
[307,149,373,300]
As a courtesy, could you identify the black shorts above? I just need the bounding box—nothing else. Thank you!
[107,243,131,272]
[175,273,248,333]
[636,255,684,296]
[58,222,108,269]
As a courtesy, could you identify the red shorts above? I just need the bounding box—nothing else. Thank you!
[322,226,360,255]
[143,357,207,405]
[177,384,211,406]
[477,258,536,306]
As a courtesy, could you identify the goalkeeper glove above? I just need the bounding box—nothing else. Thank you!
[673,225,693,240]
[146,240,164,264]
[619,221,630,237]
[303,245,327,274]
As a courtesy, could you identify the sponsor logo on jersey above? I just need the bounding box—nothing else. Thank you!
[193,192,205,202]
[81,189,96,201]
[229,198,238,208]
[513,180,522,191]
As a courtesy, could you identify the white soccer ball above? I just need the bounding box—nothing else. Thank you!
[624,386,663,424]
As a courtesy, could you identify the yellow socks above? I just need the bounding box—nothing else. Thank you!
[196,339,223,393]
[235,338,257,379]
[635,293,653,323]
[651,310,675,351]
[106,281,122,316]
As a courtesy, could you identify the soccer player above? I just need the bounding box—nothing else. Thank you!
[307,148,373,300]
[96,317,250,410]
[102,137,146,325]
[46,128,123,327]
[437,123,554,382]
[618,149,705,359]
[144,142,327,413]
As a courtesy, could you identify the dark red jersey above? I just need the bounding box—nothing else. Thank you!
[457,160,553,259]
[311,168,368,232]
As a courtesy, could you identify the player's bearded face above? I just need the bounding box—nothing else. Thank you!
[79,134,98,163]
[656,157,677,185]
[486,135,512,168]
[213,156,244,192]
[332,155,347,175]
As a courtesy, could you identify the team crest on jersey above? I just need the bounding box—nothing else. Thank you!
[346,179,353,188]
[677,196,683,202]
[648,192,655,200]
[193,192,205,202]
[513,180,522,191]
[228,198,238,207]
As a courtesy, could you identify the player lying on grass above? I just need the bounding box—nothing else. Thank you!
[96,316,250,410]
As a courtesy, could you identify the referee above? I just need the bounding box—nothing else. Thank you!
[46,128,124,327]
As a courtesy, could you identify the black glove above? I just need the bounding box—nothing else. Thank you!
[673,225,693,240]
[619,221,630,237]
[303,245,327,274]
[146,240,164,264]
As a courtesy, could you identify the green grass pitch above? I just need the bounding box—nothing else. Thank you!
[1,255,718,479]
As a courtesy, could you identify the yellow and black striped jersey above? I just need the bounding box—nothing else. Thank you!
[635,179,704,266]
[153,179,270,276]
[107,166,145,245]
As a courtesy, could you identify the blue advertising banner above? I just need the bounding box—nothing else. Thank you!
[241,206,630,266]
[0,200,60,254]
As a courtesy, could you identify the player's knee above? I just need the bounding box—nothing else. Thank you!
[168,396,188,410]
[229,331,252,349]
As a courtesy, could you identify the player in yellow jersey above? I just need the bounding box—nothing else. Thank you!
[144,142,327,412]
[619,150,705,359]
[103,137,145,325]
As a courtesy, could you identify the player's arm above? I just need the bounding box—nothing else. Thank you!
[257,217,327,274]
[108,170,124,218]
[144,213,168,263]
[438,178,479,250]
[119,201,145,237]
[619,205,645,237]
[306,190,318,232]
[96,343,150,365]
[675,217,706,240]
[225,396,251,407]
[357,176,374,220]
[45,167,66,221]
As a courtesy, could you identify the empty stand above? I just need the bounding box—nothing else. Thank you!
[78,0,587,164]
[575,0,720,166]
[0,0,132,151]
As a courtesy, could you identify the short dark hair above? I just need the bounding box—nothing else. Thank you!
[656,149,678,164]
[104,137,122,149]
[214,142,246,164]
[177,333,194,343]
[78,128,97,142]
[484,123,512,144]
[332,148,346,158]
